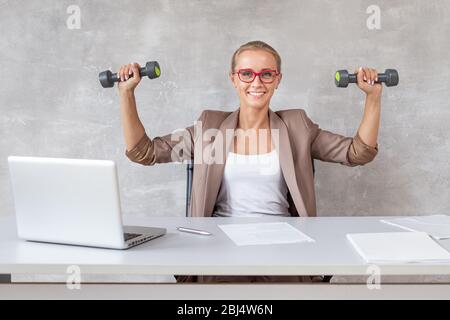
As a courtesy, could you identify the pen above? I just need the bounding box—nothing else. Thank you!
[177,227,212,236]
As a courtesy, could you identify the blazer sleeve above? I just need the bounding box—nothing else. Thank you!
[125,111,206,166]
[299,109,378,166]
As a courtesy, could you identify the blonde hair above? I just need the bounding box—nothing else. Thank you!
[231,40,282,73]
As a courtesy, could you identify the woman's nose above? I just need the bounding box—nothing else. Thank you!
[250,75,264,86]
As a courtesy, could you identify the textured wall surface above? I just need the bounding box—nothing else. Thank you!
[1,0,449,219]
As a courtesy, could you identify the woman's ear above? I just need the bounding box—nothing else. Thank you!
[229,72,237,88]
[275,73,282,89]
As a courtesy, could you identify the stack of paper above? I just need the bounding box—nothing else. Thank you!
[347,232,450,263]
[218,222,315,246]
[380,215,450,240]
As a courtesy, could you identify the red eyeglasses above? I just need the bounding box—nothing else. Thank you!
[232,69,280,84]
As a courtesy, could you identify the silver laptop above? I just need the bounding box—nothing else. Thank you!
[8,156,166,250]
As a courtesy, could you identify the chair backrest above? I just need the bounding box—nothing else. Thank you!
[185,158,316,217]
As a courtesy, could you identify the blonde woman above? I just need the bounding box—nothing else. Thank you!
[118,41,381,283]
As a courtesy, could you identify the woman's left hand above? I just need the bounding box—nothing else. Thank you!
[356,66,383,97]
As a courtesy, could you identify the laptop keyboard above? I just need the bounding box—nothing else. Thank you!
[124,233,142,241]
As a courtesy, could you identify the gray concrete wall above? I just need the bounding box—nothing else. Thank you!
[1,0,449,218]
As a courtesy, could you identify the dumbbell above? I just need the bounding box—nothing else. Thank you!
[99,61,161,88]
[335,69,399,88]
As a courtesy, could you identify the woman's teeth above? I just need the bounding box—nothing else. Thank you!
[247,92,265,97]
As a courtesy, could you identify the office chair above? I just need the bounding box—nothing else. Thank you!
[0,274,11,283]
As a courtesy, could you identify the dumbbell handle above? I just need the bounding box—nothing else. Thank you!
[110,65,153,82]
[347,72,390,84]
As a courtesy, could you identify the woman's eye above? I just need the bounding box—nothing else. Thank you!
[262,72,274,78]
[241,71,253,77]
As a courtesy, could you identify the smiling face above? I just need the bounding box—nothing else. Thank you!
[230,49,282,111]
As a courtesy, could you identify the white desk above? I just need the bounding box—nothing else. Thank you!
[1,215,450,299]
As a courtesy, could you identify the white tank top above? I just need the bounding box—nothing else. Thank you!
[213,149,290,217]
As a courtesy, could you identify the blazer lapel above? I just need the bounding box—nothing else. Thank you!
[202,109,239,217]
[269,109,308,217]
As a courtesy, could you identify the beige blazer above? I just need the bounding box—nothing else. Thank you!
[126,108,378,217]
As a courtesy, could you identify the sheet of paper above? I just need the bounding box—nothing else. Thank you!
[380,215,450,240]
[347,232,450,264]
[218,222,315,246]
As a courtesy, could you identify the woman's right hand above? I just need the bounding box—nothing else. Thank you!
[117,63,142,93]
